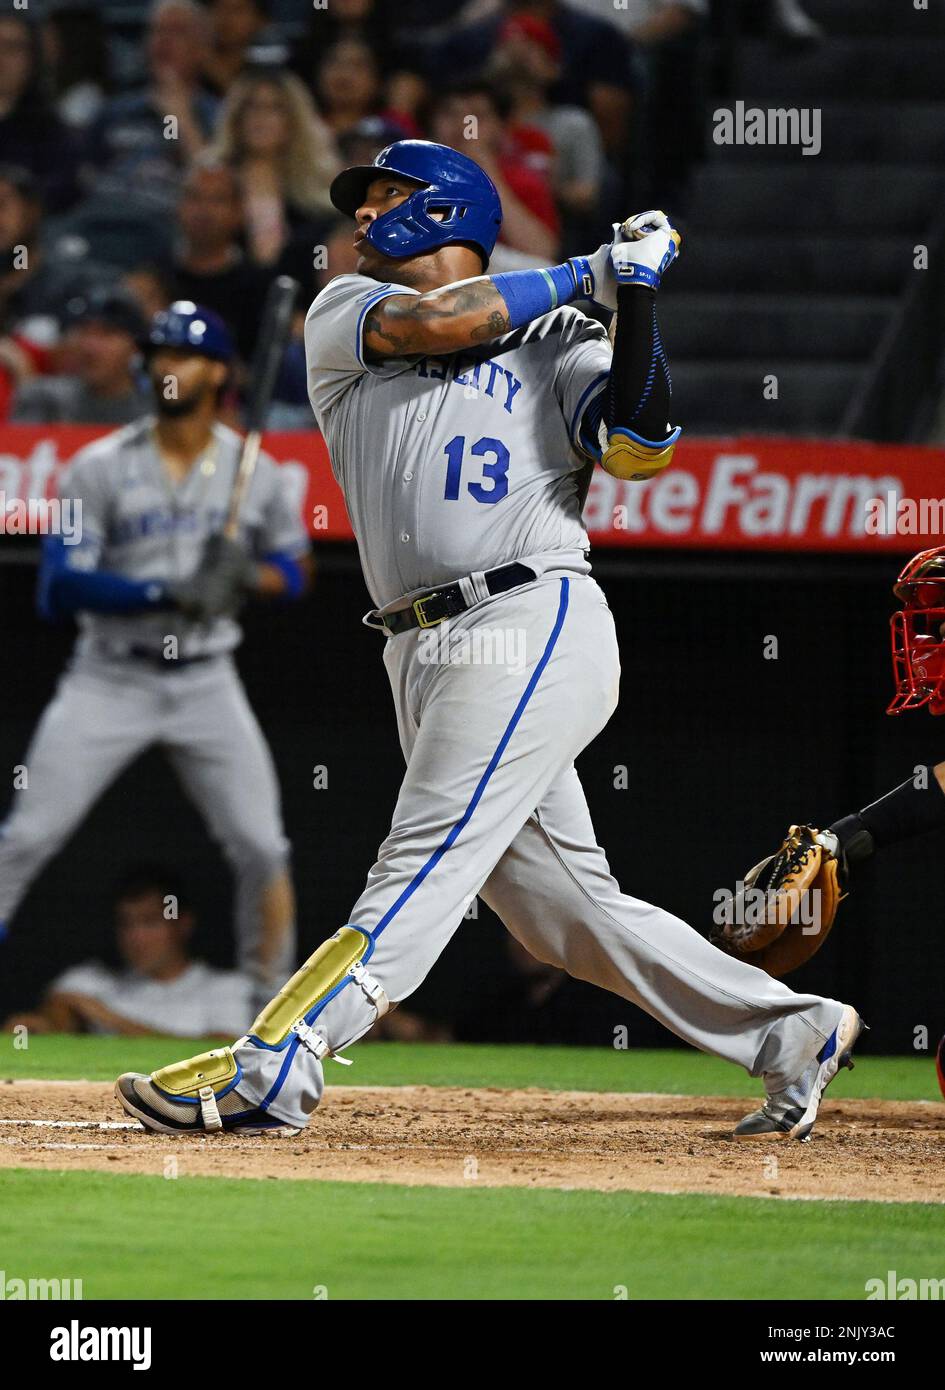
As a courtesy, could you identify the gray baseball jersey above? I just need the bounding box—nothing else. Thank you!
[0,416,306,998]
[305,273,609,609]
[229,272,847,1129]
[58,417,308,659]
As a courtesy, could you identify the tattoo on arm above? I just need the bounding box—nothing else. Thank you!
[470,308,511,342]
[364,281,511,358]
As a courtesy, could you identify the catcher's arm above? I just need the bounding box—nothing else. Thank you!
[710,825,847,977]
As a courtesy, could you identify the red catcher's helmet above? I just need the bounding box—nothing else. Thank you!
[888,546,945,715]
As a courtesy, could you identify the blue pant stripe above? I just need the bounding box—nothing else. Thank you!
[260,1035,301,1110]
[254,578,570,1111]
[373,576,570,939]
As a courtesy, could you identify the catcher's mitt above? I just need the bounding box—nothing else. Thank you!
[710,825,846,977]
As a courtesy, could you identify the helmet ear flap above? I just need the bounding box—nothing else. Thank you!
[366,189,486,264]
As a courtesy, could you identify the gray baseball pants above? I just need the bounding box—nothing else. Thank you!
[235,575,843,1126]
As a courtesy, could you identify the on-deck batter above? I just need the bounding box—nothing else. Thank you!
[117,141,864,1143]
[0,303,311,1002]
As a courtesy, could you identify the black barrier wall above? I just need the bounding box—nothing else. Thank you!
[1,543,942,1056]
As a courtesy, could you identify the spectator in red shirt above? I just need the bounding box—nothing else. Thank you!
[0,165,114,420]
[429,0,637,163]
[487,12,607,248]
[428,82,559,261]
[11,286,150,427]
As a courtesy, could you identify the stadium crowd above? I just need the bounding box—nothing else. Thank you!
[0,0,820,429]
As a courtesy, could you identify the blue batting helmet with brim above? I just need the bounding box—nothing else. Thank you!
[146,301,235,363]
[330,139,503,268]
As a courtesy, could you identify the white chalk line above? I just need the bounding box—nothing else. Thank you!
[0,1118,137,1130]
[29,1142,130,1153]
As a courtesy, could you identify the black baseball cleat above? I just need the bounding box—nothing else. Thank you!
[734,1004,866,1142]
[115,1046,301,1136]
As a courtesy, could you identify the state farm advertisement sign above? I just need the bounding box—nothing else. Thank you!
[582,438,945,551]
[0,425,942,553]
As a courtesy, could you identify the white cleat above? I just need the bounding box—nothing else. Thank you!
[734,1004,866,1141]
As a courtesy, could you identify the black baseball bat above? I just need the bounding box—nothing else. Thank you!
[224,275,299,539]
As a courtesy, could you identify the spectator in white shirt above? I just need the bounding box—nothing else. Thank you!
[4,865,255,1037]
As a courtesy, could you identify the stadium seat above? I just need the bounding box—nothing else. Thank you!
[673,236,914,297]
[670,361,865,435]
[731,38,945,103]
[660,295,893,362]
[679,3,945,437]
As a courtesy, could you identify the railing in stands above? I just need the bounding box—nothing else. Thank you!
[841,202,945,442]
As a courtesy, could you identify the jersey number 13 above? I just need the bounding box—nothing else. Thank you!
[443,436,509,504]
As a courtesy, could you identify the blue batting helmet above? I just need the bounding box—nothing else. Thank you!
[330,140,503,268]
[146,301,235,363]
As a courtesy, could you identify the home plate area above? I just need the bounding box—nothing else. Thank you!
[0,1081,942,1202]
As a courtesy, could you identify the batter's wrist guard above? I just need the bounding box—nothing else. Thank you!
[492,262,585,328]
[602,423,681,482]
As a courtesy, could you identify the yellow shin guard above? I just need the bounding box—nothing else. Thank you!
[152,1047,238,1094]
[149,1047,241,1130]
[249,926,388,1062]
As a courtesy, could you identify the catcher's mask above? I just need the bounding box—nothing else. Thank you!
[888,546,945,715]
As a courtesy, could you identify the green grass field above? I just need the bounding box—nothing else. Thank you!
[1,1037,941,1300]
[2,1169,941,1301]
[2,1033,941,1099]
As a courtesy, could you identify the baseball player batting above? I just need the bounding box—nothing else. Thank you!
[117,140,863,1142]
[0,302,311,1004]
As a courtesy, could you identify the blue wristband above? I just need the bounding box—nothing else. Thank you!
[491,263,582,329]
[263,551,306,600]
[49,569,168,618]
[37,538,169,619]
